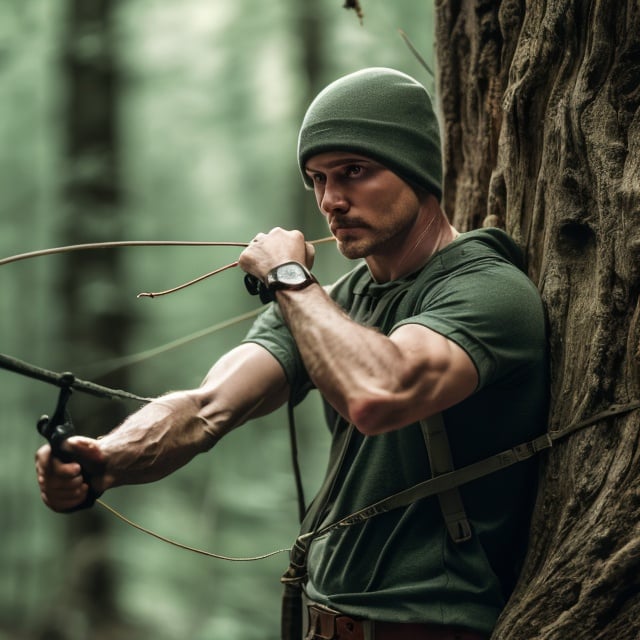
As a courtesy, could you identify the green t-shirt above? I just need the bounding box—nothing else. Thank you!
[243,228,549,635]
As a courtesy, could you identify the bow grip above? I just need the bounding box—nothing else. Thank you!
[37,373,101,511]
[37,415,76,462]
[37,372,76,459]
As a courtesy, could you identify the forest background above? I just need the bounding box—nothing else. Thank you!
[1,2,436,639]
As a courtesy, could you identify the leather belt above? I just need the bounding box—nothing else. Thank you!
[305,603,487,640]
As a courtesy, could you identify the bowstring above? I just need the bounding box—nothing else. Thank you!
[78,308,262,378]
[97,499,291,561]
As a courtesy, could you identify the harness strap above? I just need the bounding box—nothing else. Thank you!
[551,400,640,439]
[302,435,544,542]
[420,414,472,543]
[297,398,639,548]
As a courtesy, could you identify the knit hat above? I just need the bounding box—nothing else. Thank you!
[297,67,442,200]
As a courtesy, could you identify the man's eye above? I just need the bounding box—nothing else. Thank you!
[345,165,363,177]
[311,173,325,184]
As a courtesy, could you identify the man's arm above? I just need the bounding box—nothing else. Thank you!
[239,228,477,435]
[276,286,477,434]
[35,343,289,512]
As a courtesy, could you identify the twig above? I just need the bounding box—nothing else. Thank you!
[343,0,364,24]
[398,29,434,78]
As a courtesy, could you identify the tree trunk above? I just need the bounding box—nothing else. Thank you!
[293,0,326,239]
[39,1,135,638]
[436,1,640,638]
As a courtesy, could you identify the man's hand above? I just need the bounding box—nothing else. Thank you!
[239,227,315,282]
[34,346,290,513]
[35,436,106,513]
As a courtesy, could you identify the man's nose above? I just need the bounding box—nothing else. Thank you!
[320,180,349,216]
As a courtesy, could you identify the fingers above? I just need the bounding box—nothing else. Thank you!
[39,475,89,513]
[35,443,80,477]
[35,444,87,512]
[240,228,311,277]
[35,437,105,513]
[305,241,316,269]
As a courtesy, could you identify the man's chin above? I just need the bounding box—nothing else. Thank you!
[336,239,368,260]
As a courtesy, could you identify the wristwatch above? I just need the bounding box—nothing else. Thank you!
[266,261,317,293]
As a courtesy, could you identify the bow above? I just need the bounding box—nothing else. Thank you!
[2,235,334,559]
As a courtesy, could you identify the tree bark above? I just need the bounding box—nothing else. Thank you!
[436,1,640,638]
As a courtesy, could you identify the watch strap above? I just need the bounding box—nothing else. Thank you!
[244,261,317,305]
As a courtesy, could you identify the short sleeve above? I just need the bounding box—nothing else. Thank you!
[242,304,312,403]
[392,261,546,389]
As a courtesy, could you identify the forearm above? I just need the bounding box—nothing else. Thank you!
[36,343,289,513]
[98,391,218,490]
[275,285,404,426]
[99,343,289,491]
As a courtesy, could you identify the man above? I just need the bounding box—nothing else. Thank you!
[36,68,549,640]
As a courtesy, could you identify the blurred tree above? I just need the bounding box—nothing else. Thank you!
[436,1,640,638]
[291,0,324,238]
[35,1,140,638]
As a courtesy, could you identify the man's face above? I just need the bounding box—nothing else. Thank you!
[304,151,423,261]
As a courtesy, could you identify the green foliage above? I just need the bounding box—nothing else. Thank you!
[0,1,434,638]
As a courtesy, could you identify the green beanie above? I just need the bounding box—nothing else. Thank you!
[297,67,442,200]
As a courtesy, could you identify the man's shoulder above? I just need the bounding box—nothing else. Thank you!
[447,227,525,271]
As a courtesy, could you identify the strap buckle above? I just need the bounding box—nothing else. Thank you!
[513,433,553,461]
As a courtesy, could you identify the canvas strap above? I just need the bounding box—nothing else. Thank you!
[290,399,640,586]
[302,396,640,542]
[420,414,472,543]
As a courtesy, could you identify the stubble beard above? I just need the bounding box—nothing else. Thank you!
[336,218,416,261]
[335,229,390,260]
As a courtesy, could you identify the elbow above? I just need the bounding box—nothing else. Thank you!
[347,394,403,436]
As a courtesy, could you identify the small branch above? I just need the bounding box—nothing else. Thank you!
[343,0,364,24]
[398,29,434,78]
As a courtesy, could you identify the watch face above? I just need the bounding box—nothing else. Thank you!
[277,262,308,285]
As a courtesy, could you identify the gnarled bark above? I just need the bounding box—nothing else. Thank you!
[436,1,640,638]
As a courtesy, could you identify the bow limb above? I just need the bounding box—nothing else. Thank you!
[0,236,335,268]
[0,240,250,267]
[137,261,240,298]
[0,353,150,403]
[136,236,335,299]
